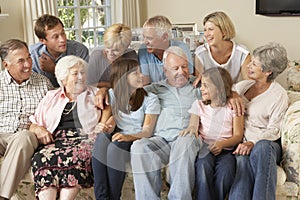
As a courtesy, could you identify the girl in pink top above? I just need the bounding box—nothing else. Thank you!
[180,67,244,200]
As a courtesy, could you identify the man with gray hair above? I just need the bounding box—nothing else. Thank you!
[131,46,202,200]
[138,15,194,85]
[0,39,52,199]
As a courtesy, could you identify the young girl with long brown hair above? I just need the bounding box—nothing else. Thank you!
[92,59,160,200]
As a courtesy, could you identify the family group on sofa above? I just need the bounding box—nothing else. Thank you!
[0,11,290,200]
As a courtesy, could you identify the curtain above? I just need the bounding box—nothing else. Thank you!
[111,0,123,24]
[22,0,57,45]
[123,0,140,28]
[111,0,141,28]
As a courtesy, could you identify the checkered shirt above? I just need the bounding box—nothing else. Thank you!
[0,70,52,133]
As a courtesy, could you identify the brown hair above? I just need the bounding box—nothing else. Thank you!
[110,58,147,117]
[202,67,233,106]
[0,39,28,61]
[34,14,64,39]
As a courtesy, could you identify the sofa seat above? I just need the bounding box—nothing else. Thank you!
[3,92,300,200]
[10,167,95,199]
[276,99,300,199]
[10,167,138,200]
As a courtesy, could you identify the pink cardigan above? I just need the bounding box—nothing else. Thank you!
[29,86,101,134]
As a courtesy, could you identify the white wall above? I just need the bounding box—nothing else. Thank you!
[0,0,24,43]
[1,0,299,61]
[146,0,300,61]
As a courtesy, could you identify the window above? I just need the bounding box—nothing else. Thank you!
[57,0,111,49]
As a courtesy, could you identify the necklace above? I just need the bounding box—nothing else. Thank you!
[63,101,77,115]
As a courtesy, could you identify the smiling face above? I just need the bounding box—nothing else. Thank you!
[200,76,218,102]
[127,67,144,91]
[105,45,126,62]
[247,56,269,81]
[143,27,167,54]
[40,23,67,58]
[164,53,189,88]
[203,21,224,46]
[63,65,87,95]
[4,47,32,84]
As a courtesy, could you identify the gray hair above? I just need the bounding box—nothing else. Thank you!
[0,39,28,61]
[143,15,172,38]
[253,42,288,82]
[55,55,88,87]
[163,46,188,64]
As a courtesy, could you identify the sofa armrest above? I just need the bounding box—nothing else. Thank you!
[281,100,300,186]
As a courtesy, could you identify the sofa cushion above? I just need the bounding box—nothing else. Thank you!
[281,100,300,186]
[287,65,300,92]
[277,166,287,185]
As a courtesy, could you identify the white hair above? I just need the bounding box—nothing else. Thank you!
[55,55,88,87]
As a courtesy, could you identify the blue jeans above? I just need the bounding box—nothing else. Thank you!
[228,140,281,200]
[195,145,236,200]
[131,135,202,200]
[92,133,132,200]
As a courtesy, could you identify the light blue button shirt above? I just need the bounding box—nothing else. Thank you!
[109,89,161,134]
[30,40,89,87]
[138,39,194,83]
[144,77,202,142]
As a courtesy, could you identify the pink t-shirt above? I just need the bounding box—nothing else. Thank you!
[188,100,234,147]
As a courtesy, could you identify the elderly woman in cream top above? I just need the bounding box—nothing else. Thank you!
[29,55,108,200]
[229,42,289,200]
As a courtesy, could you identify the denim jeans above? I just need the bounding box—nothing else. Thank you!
[195,145,236,200]
[92,133,132,200]
[228,140,281,200]
[131,135,202,200]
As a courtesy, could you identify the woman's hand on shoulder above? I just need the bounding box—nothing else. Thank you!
[233,141,254,156]
[192,75,202,88]
[228,91,245,117]
[94,87,109,109]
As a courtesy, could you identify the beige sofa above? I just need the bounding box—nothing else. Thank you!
[276,94,300,199]
[9,97,300,200]
[275,64,300,199]
[3,67,300,199]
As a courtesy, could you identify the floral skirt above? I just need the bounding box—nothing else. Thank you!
[31,129,95,195]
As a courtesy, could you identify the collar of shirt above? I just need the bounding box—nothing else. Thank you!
[58,86,69,99]
[38,43,66,63]
[4,69,32,86]
[158,77,195,88]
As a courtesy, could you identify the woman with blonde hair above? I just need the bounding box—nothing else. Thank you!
[87,23,137,87]
[194,11,250,84]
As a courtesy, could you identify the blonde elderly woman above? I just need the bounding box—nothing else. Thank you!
[194,11,251,84]
[87,23,137,88]
[29,55,108,200]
